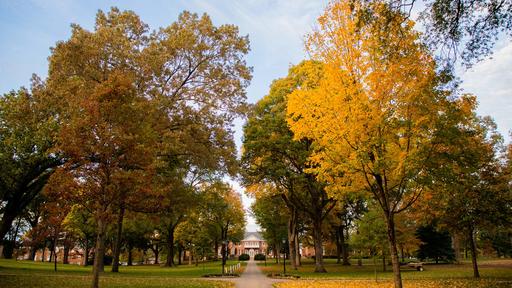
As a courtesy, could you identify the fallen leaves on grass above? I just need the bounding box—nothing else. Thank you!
[274,279,512,288]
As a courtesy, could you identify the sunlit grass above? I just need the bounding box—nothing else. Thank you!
[0,259,242,287]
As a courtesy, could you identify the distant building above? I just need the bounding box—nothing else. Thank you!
[230,232,267,257]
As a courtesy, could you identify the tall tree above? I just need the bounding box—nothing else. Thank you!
[46,8,158,288]
[286,1,451,286]
[427,96,510,277]
[0,80,61,242]
[242,61,336,272]
[143,10,250,267]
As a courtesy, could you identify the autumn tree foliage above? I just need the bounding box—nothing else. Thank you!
[424,95,511,277]
[286,1,453,286]
[31,6,250,286]
[242,61,335,272]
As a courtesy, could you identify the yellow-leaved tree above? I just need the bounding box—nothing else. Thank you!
[287,1,449,287]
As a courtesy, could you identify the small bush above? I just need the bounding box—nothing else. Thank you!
[254,253,266,261]
[238,254,250,261]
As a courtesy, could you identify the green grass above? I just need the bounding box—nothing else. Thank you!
[0,259,243,288]
[258,258,512,280]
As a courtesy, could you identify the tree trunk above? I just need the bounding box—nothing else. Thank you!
[41,247,46,262]
[165,225,175,267]
[400,246,405,263]
[468,228,480,278]
[91,216,107,288]
[127,244,133,266]
[0,204,18,242]
[295,232,301,266]
[221,243,226,267]
[214,240,219,261]
[288,207,299,270]
[274,244,279,264]
[83,239,89,266]
[178,245,182,265]
[452,234,461,263]
[152,244,159,265]
[111,205,125,272]
[63,244,70,264]
[312,217,327,273]
[335,228,342,264]
[382,253,386,272]
[29,245,37,261]
[49,247,54,262]
[385,212,402,288]
[340,226,350,265]
[53,232,58,272]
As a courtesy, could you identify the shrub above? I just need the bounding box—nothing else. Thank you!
[254,253,266,261]
[238,254,250,261]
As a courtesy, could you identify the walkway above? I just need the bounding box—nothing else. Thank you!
[233,259,285,288]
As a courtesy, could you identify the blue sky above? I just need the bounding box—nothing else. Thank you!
[1,1,511,231]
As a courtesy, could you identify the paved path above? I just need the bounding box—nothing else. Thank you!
[233,259,285,288]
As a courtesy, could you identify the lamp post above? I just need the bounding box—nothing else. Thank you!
[282,238,286,275]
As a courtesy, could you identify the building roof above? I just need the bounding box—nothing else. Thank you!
[242,231,263,241]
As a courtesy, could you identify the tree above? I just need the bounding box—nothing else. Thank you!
[0,80,61,243]
[249,184,289,262]
[199,181,245,268]
[328,194,366,265]
[383,0,512,67]
[120,212,153,266]
[418,0,512,67]
[286,1,450,286]
[22,194,46,261]
[46,8,159,287]
[62,206,96,266]
[427,96,510,278]
[242,61,336,272]
[158,176,199,267]
[143,9,250,267]
[350,204,389,270]
[416,223,455,263]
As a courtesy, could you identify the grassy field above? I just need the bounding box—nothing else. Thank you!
[260,258,512,287]
[0,259,243,288]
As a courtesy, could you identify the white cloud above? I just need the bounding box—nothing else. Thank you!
[461,41,512,141]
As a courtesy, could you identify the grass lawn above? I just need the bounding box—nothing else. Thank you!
[259,258,512,287]
[0,259,244,288]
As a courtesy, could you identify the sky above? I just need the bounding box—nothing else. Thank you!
[1,0,511,232]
